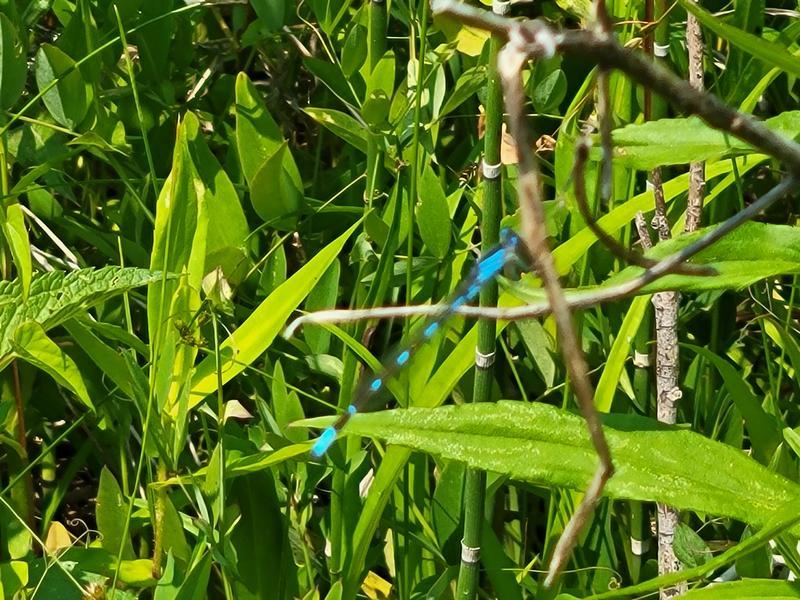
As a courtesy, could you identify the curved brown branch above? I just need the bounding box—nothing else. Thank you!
[572,138,715,276]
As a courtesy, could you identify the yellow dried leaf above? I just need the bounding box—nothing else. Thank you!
[361,570,392,600]
[45,521,73,552]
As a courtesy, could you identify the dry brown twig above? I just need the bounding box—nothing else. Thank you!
[492,14,615,586]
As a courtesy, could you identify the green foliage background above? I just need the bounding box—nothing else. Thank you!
[0,0,797,599]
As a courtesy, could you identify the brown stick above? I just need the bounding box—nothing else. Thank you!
[497,24,614,587]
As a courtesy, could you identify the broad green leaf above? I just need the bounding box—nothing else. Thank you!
[0,200,30,300]
[361,90,390,128]
[341,24,367,76]
[0,561,27,597]
[454,25,489,57]
[342,402,800,532]
[11,321,92,410]
[304,56,360,107]
[24,547,154,587]
[234,73,304,197]
[249,142,302,227]
[303,107,368,153]
[673,522,711,568]
[366,50,395,97]
[96,466,135,560]
[154,552,179,600]
[230,472,299,599]
[0,14,26,110]
[736,529,772,579]
[160,494,191,563]
[605,113,800,169]
[513,222,800,310]
[184,112,250,284]
[680,580,800,599]
[0,267,160,367]
[189,219,362,406]
[174,552,212,600]
[438,65,486,121]
[251,0,284,31]
[416,165,451,258]
[676,0,800,78]
[34,44,91,129]
[63,320,137,402]
[531,69,567,114]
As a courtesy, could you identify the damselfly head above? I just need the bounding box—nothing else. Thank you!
[499,227,520,251]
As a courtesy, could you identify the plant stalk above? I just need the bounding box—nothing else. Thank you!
[455,18,504,599]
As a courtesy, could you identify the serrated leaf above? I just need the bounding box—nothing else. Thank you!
[341,402,800,533]
[0,267,161,364]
